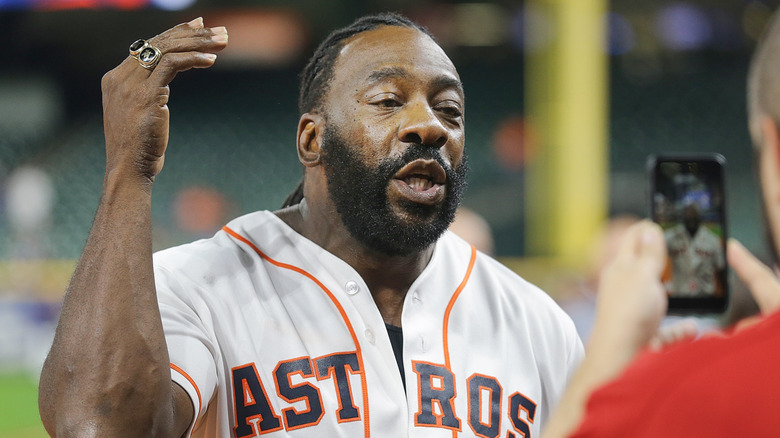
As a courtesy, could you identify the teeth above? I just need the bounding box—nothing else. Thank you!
[406,177,433,191]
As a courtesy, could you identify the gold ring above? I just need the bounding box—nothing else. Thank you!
[128,39,148,57]
[137,45,162,70]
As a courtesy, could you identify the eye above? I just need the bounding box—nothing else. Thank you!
[368,93,402,109]
[377,98,401,108]
[435,101,463,119]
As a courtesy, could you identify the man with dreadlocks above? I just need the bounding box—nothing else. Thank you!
[39,13,582,438]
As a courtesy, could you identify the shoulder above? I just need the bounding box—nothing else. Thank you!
[701,226,722,243]
[664,225,684,238]
[437,231,578,332]
[153,210,283,284]
[576,312,780,436]
[446,233,560,303]
[435,233,584,379]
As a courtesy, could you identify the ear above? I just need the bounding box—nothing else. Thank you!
[297,112,324,167]
[760,115,780,176]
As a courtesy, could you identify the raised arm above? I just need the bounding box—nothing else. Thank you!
[38,19,227,438]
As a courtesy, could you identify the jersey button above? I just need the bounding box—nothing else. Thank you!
[365,328,376,344]
[345,281,360,295]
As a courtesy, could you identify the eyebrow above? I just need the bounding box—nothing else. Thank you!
[366,66,464,97]
[367,66,410,83]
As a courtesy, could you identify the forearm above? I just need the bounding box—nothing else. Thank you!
[38,19,224,437]
[39,173,175,437]
[542,221,667,438]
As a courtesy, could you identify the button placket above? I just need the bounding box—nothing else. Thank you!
[343,280,376,346]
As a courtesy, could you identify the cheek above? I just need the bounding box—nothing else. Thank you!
[760,149,780,230]
[355,120,400,161]
[445,134,466,167]
[761,149,775,202]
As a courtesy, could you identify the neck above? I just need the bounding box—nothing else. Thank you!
[275,200,434,326]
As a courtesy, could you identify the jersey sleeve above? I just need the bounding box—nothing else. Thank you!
[566,325,586,381]
[155,264,219,435]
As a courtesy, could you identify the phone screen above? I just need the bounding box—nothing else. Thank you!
[649,154,729,314]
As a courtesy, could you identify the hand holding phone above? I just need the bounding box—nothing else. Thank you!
[648,154,729,314]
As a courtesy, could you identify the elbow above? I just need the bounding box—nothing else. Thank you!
[38,358,59,436]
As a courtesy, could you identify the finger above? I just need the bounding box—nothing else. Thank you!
[648,319,698,351]
[615,221,666,274]
[636,221,667,276]
[150,17,207,41]
[113,20,222,81]
[615,220,650,260]
[148,51,219,86]
[150,26,228,56]
[728,239,780,313]
[733,315,764,332]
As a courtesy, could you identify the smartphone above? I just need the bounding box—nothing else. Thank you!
[648,154,729,314]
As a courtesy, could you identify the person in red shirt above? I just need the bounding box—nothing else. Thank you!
[543,8,780,438]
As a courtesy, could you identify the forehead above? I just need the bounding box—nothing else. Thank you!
[331,25,461,94]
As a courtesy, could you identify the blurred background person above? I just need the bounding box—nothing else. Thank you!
[448,206,495,255]
[663,201,726,296]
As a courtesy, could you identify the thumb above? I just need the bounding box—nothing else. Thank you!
[728,239,780,314]
[636,221,667,276]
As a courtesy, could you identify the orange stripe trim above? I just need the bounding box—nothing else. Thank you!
[442,244,477,371]
[222,225,371,438]
[442,244,476,438]
[170,362,202,416]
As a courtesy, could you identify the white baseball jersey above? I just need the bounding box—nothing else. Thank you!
[155,210,583,437]
[664,224,725,296]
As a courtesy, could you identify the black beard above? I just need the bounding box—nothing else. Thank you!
[685,223,700,238]
[320,126,468,257]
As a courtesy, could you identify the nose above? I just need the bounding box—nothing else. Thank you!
[398,101,448,148]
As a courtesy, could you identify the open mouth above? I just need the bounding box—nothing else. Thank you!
[390,159,447,204]
[394,159,446,186]
[406,176,437,191]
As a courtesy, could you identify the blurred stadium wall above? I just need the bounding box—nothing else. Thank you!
[0,0,775,434]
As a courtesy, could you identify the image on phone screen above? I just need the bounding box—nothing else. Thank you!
[650,155,728,313]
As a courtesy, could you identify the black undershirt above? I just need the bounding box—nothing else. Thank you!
[385,323,405,389]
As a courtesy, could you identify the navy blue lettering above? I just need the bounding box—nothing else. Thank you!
[274,357,324,430]
[315,352,361,421]
[232,364,283,437]
[412,361,461,430]
[467,374,502,438]
[507,391,537,438]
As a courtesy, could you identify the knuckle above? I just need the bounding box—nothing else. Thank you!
[192,27,212,37]
[101,70,118,91]
[158,54,175,69]
[149,38,167,53]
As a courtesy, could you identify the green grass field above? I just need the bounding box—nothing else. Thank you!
[0,373,47,438]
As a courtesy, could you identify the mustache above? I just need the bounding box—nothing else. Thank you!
[379,144,463,181]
